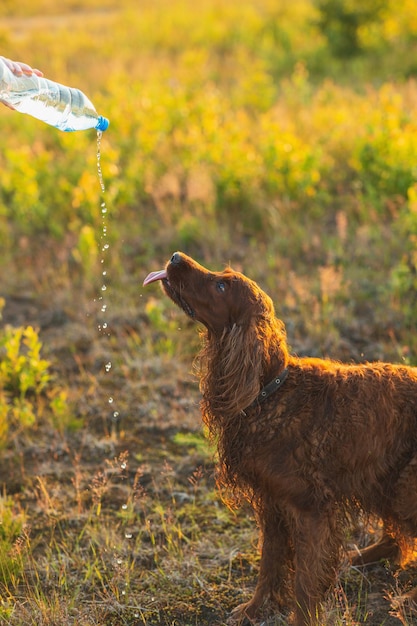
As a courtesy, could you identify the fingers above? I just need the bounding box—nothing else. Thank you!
[0,56,43,77]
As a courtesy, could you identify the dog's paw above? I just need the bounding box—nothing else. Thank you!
[227,602,259,625]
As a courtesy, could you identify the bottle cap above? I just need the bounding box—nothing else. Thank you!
[96,116,110,131]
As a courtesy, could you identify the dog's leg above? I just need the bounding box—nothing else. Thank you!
[391,455,417,536]
[228,508,292,624]
[292,510,341,626]
[350,531,401,566]
[388,455,417,603]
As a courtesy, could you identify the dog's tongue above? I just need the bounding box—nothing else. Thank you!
[143,269,167,286]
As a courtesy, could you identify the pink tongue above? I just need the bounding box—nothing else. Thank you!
[143,269,167,286]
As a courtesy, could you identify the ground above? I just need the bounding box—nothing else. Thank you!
[1,268,417,626]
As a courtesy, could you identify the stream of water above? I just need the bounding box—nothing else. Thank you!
[96,130,119,435]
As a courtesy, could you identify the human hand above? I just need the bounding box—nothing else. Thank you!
[0,56,43,77]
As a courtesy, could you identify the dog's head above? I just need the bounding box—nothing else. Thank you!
[143,252,275,336]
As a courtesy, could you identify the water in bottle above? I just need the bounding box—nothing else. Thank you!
[0,58,109,132]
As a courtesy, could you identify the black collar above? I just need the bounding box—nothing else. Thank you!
[257,367,289,403]
[244,367,289,413]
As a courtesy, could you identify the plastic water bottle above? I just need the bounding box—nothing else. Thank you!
[0,58,109,132]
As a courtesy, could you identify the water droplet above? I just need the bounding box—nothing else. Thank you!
[121,462,127,470]
[102,322,108,329]
[121,590,126,596]
[122,503,128,510]
[102,270,107,276]
[105,362,112,372]
[108,397,114,404]
[101,284,107,291]
[103,243,109,250]
[117,558,123,565]
[125,532,132,539]
[113,411,119,419]
[101,305,107,312]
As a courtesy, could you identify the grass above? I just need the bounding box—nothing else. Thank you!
[1,291,415,626]
[0,443,255,625]
[1,0,417,623]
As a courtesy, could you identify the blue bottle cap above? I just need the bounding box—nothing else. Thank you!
[96,116,110,131]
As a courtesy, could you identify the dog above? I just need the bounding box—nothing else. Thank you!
[144,251,417,625]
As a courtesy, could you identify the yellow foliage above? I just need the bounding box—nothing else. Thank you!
[0,0,417,266]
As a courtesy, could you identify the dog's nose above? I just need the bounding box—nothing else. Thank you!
[170,252,181,265]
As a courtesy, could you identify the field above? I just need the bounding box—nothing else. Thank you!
[1,0,417,624]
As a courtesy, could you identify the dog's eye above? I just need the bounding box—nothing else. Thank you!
[216,281,226,293]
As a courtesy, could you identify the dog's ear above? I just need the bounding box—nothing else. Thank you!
[200,323,265,416]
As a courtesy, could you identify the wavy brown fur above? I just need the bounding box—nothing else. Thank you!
[146,252,417,625]
[197,314,289,509]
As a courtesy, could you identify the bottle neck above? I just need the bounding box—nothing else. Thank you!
[96,116,109,131]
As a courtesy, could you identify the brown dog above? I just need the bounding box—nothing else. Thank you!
[144,251,417,625]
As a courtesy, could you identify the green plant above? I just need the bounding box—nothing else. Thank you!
[315,0,387,57]
[72,224,99,279]
[0,494,27,590]
[0,325,51,397]
[0,324,49,442]
[0,303,75,444]
[144,297,179,357]
[172,431,212,459]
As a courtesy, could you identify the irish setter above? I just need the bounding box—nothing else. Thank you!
[143,251,417,625]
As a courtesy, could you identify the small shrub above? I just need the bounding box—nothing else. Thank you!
[0,301,75,444]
